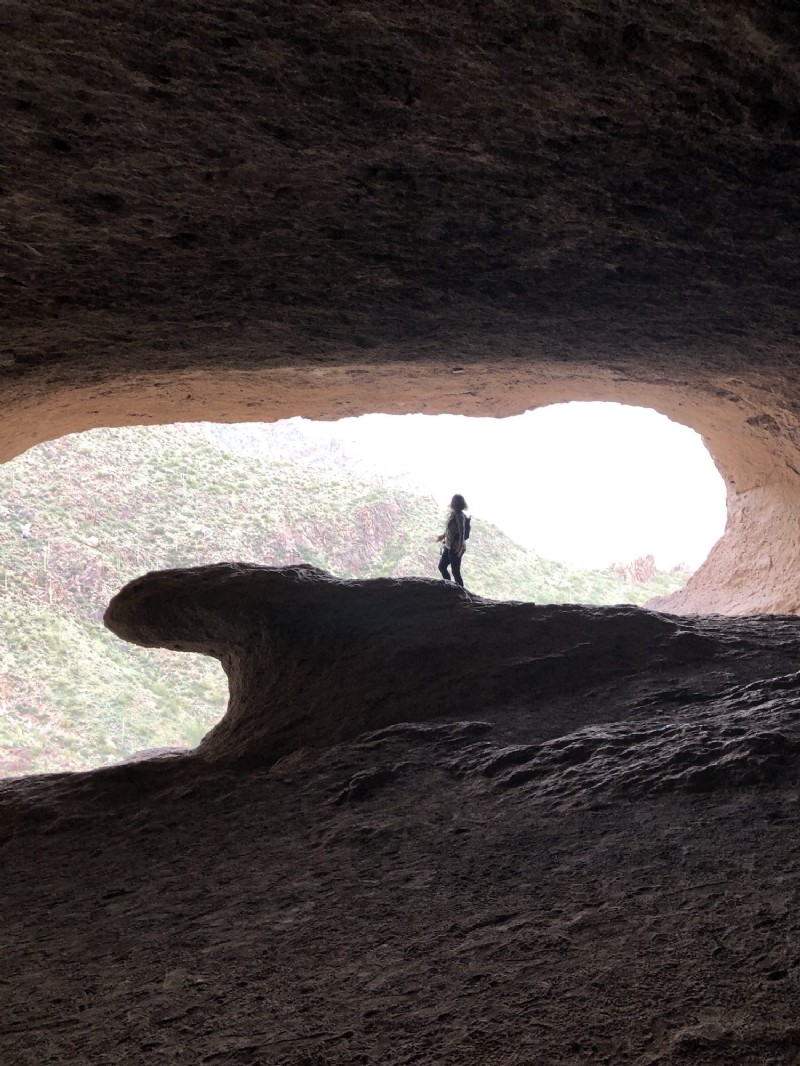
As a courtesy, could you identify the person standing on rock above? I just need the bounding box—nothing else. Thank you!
[437,494,469,588]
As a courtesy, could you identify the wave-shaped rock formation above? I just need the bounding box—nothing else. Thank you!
[103,564,800,782]
[4,566,800,1063]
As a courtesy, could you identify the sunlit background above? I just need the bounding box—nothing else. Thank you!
[0,401,728,777]
[291,401,727,568]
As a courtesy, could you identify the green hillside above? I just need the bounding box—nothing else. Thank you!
[0,424,688,777]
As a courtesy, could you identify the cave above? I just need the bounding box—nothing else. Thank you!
[3,3,800,1063]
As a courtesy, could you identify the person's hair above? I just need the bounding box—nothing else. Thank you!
[450,494,468,512]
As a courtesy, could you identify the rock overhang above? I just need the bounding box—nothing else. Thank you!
[103,562,800,766]
[2,2,799,374]
[0,1,799,617]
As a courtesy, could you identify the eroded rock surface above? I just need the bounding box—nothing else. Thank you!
[2,2,798,378]
[5,569,800,1062]
[4,0,800,1057]
[103,563,800,766]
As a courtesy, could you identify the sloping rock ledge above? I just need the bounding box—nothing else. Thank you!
[101,563,800,779]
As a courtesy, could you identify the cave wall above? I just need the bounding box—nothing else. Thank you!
[2,1,800,614]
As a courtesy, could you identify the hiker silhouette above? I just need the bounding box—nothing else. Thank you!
[436,494,469,588]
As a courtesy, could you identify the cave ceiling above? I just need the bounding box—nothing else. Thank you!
[2,1,799,410]
[1,2,800,613]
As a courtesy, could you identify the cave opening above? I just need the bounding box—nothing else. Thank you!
[0,401,727,779]
[297,400,727,574]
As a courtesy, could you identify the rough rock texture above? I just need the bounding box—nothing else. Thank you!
[4,3,800,1060]
[104,562,800,765]
[5,567,800,1063]
[1,1,800,611]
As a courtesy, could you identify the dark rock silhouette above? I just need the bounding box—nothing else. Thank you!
[2,568,800,1063]
[104,563,800,772]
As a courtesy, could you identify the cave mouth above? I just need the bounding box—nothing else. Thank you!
[291,400,727,574]
[0,403,726,779]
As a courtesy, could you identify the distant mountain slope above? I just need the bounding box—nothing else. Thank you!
[0,424,688,776]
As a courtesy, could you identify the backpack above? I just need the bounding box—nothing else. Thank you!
[447,511,471,543]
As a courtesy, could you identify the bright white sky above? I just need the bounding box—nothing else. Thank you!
[298,402,727,570]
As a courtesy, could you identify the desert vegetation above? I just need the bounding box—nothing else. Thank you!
[0,423,688,776]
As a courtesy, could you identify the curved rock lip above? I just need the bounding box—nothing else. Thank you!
[104,562,760,766]
[103,562,355,654]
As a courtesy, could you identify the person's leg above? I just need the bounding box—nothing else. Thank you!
[449,549,464,587]
[438,548,452,580]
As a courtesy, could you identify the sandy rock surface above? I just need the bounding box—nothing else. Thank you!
[5,569,800,1063]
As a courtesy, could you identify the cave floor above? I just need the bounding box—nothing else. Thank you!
[4,697,800,1065]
